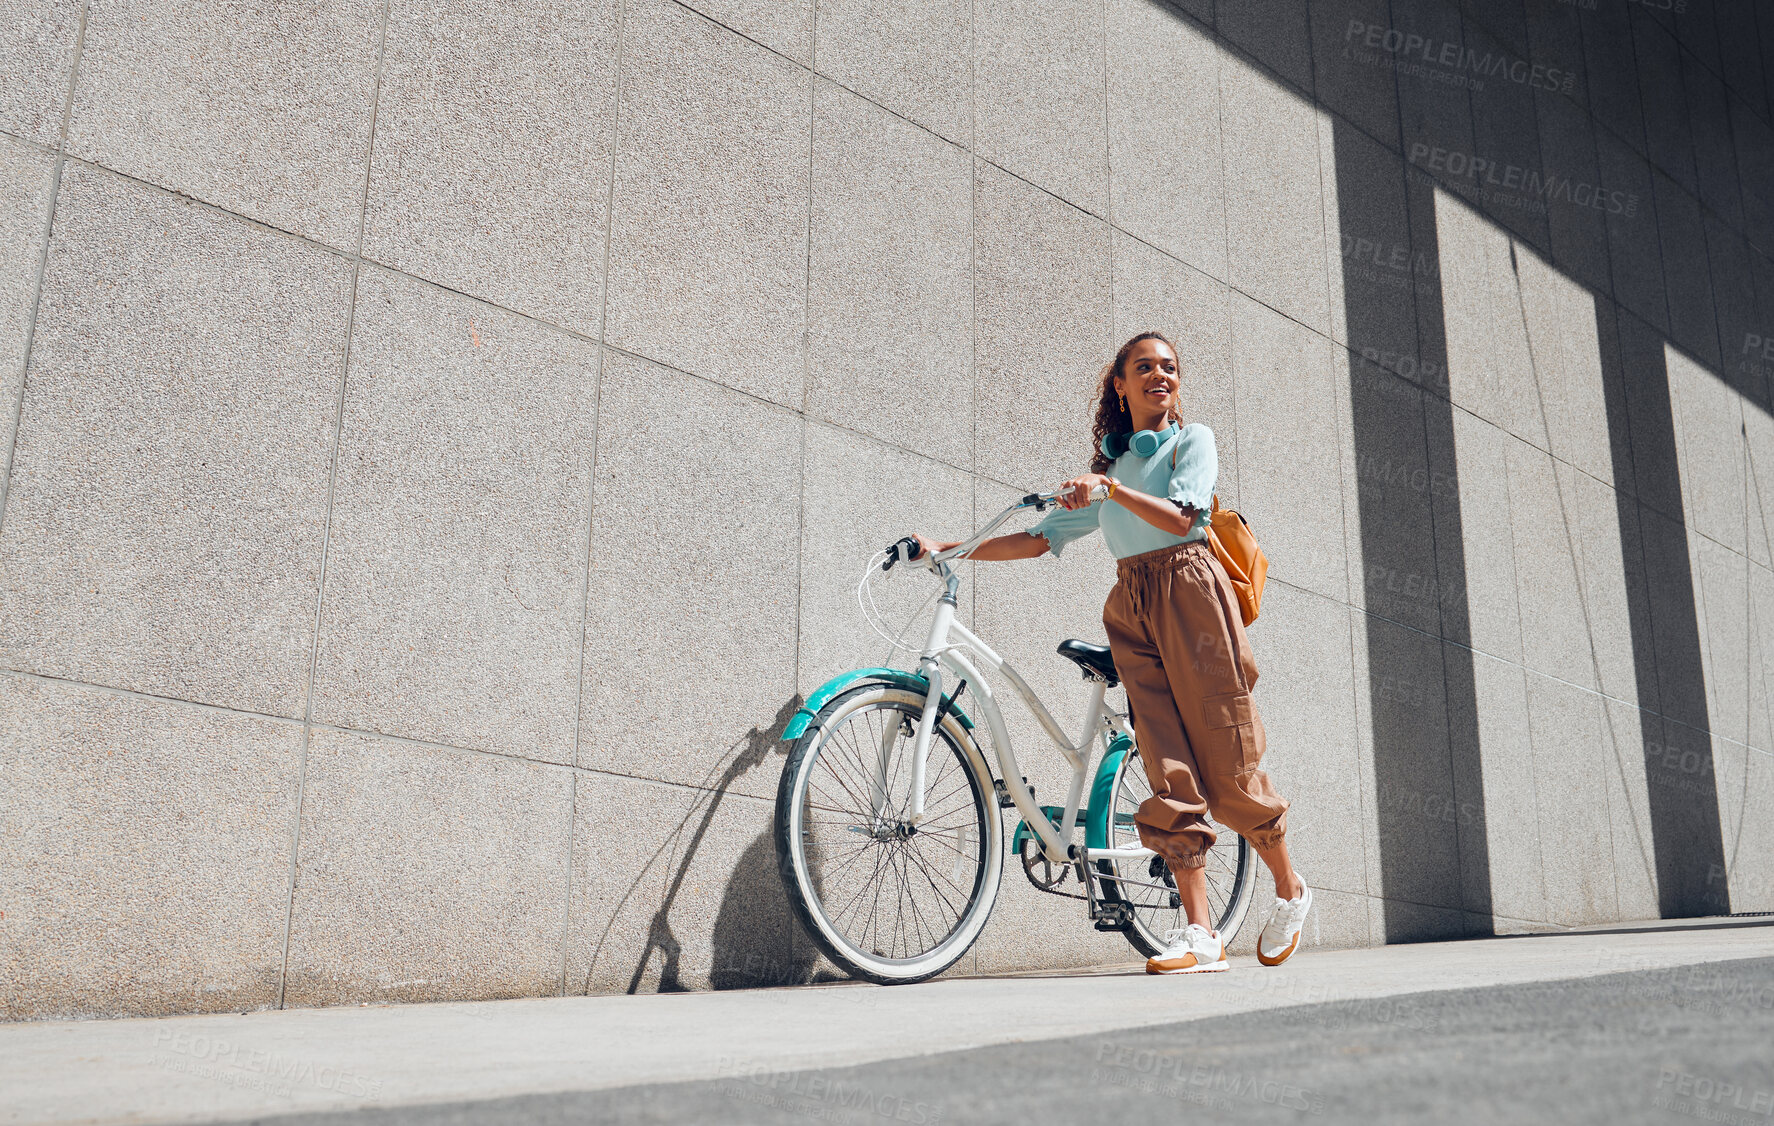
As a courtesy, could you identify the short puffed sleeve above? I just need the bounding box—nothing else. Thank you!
[1166,423,1218,513]
[1027,499,1102,558]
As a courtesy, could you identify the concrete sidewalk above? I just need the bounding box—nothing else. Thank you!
[5,917,1772,1126]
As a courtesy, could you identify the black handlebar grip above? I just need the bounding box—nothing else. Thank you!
[882,535,923,570]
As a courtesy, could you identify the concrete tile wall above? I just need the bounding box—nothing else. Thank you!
[814,0,971,145]
[1751,560,1774,753]
[0,167,350,718]
[1753,410,1774,571]
[1724,749,1774,910]
[682,0,811,64]
[1443,407,1525,662]
[567,771,791,994]
[1504,440,1598,691]
[308,269,599,763]
[5,0,1774,1019]
[1219,63,1333,336]
[283,728,572,1007]
[1228,294,1348,603]
[1249,582,1367,900]
[806,81,973,467]
[1352,613,1461,913]
[577,349,801,801]
[1604,695,1661,922]
[0,676,303,1020]
[1524,671,1618,927]
[973,0,1106,218]
[1456,650,1545,924]
[602,0,810,408]
[1105,0,1226,280]
[65,0,384,248]
[797,424,973,692]
[972,162,1111,490]
[0,134,53,499]
[0,0,81,145]
[361,0,621,337]
[1343,354,1438,633]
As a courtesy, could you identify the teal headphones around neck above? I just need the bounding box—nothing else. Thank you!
[1100,420,1179,459]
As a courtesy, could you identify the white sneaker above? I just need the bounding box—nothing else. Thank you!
[1257,882,1313,966]
[1145,922,1228,974]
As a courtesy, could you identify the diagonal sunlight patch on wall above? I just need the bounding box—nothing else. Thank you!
[1434,187,1653,926]
[1664,345,1774,915]
[1432,183,1746,922]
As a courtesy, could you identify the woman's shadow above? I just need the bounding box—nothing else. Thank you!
[579,695,827,994]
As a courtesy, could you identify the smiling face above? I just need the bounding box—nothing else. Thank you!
[1113,336,1181,428]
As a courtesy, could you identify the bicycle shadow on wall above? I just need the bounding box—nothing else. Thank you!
[578,695,822,995]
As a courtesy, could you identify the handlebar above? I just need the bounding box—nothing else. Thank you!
[880,483,1109,571]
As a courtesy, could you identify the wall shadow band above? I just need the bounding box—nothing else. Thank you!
[1329,108,1493,939]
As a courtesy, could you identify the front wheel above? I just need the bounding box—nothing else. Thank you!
[774,683,1002,984]
[1096,742,1256,957]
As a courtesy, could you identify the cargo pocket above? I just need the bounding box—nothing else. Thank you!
[1201,690,1259,776]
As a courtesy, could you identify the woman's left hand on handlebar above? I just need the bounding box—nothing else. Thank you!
[1056,473,1111,510]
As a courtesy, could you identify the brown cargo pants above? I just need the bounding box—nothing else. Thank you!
[1102,540,1288,868]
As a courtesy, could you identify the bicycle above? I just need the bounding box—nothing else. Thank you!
[773,486,1256,984]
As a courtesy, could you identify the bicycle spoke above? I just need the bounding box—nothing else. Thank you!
[903,839,971,912]
[856,844,890,950]
[808,750,874,818]
[830,843,889,929]
[907,828,975,862]
[899,849,943,953]
[897,847,933,957]
[888,846,914,958]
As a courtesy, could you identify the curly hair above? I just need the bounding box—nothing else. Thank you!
[1088,331,1183,476]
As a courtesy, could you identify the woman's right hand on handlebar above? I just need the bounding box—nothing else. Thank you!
[910,533,953,559]
[1055,473,1111,510]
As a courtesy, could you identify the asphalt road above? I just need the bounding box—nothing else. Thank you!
[209,955,1774,1126]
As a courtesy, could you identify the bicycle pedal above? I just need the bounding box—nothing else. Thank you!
[991,776,1032,809]
[1091,901,1133,932]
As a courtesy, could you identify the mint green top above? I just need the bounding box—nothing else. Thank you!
[1028,423,1217,559]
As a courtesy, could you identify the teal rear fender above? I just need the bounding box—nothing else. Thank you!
[1010,734,1131,852]
[782,668,976,741]
[1085,733,1133,850]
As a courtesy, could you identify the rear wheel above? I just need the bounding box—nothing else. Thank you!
[1096,742,1256,956]
[774,684,1002,984]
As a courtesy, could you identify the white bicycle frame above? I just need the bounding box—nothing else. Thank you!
[892,489,1158,871]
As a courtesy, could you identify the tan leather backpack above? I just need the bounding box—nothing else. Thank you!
[1171,441,1267,625]
[1204,496,1267,626]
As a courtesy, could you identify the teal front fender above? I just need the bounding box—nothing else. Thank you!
[781,667,975,741]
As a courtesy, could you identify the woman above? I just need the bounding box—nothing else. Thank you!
[912,331,1311,975]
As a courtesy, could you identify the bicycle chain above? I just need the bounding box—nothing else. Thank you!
[1021,853,1097,901]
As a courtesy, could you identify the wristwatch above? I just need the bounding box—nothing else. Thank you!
[1104,476,1120,500]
